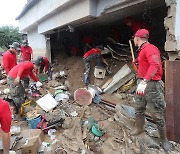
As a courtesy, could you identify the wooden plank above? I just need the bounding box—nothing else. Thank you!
[165,61,180,143]
[104,72,135,94]
[103,64,134,94]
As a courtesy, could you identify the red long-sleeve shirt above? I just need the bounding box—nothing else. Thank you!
[41,57,49,72]
[83,48,101,58]
[0,99,12,133]
[8,61,38,82]
[137,42,162,81]
[20,45,33,61]
[3,50,17,73]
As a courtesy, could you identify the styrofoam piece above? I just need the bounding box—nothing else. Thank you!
[36,94,58,112]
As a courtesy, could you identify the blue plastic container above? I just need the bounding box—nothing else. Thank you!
[27,115,41,129]
[91,123,106,137]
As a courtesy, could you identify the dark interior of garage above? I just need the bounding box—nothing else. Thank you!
[50,2,167,62]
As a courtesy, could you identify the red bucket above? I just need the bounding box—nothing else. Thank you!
[74,88,92,106]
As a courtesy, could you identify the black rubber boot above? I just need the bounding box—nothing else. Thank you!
[158,126,171,152]
[131,114,145,136]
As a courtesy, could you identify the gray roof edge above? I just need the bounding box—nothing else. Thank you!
[16,0,39,20]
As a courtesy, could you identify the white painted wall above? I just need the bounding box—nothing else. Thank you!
[38,0,91,34]
[19,0,73,31]
[27,28,47,58]
[18,0,130,33]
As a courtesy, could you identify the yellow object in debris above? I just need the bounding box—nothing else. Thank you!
[20,106,24,116]
[22,100,32,107]
[20,100,35,116]
[119,78,135,92]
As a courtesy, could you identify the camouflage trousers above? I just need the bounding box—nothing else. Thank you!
[83,54,103,85]
[7,76,28,110]
[0,67,2,79]
[135,79,166,128]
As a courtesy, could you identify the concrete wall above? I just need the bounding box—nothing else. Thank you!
[27,28,47,59]
[175,0,180,49]
[164,0,180,59]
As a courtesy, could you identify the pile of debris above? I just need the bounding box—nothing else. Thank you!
[0,55,180,154]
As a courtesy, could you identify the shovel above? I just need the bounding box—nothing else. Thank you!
[129,39,138,72]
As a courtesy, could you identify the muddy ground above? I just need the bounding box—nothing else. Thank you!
[0,54,180,154]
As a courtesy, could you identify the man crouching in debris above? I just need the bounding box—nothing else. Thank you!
[132,29,171,152]
[7,61,42,113]
[36,56,52,80]
[83,46,108,86]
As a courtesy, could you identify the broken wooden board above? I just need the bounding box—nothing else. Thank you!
[103,64,135,94]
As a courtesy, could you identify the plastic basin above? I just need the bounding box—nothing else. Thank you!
[91,123,106,137]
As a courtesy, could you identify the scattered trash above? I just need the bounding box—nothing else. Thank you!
[59,71,65,77]
[36,93,58,112]
[54,92,69,103]
[94,66,106,79]
[70,111,78,117]
[27,115,42,129]
[55,89,63,95]
[10,126,21,135]
[91,123,106,137]
[118,77,135,93]
[38,73,48,82]
[0,78,7,85]
[74,88,92,106]
[114,104,135,129]
[84,116,95,130]
[3,88,10,94]
[88,85,102,98]
[55,148,67,154]
[48,129,57,140]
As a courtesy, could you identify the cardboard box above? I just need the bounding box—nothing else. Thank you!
[21,129,44,154]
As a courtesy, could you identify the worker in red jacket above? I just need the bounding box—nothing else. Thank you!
[3,42,20,74]
[0,98,16,154]
[36,56,52,80]
[81,35,94,53]
[83,46,108,86]
[123,16,150,33]
[7,61,42,112]
[132,29,171,152]
[20,40,33,61]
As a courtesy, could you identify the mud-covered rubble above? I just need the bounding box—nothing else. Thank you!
[1,56,180,153]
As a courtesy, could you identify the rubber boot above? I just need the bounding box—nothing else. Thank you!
[157,126,171,152]
[131,114,145,136]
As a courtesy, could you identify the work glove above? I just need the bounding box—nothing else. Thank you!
[136,80,147,96]
[36,81,43,87]
[9,151,16,154]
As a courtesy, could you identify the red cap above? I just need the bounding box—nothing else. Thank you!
[133,29,149,38]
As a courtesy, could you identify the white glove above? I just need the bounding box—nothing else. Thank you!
[9,151,16,154]
[36,81,43,87]
[136,80,147,96]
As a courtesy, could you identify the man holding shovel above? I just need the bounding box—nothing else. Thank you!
[131,29,171,152]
